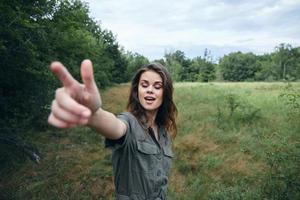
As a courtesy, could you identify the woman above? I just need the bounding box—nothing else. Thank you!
[48,60,177,199]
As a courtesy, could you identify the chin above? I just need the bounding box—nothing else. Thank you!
[141,102,161,112]
[143,105,158,112]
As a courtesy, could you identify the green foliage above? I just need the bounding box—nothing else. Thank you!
[124,52,149,80]
[162,44,300,83]
[279,83,300,130]
[215,93,262,130]
[47,1,127,86]
[0,0,53,131]
[255,54,278,81]
[273,43,298,81]
[165,58,182,82]
[164,50,186,81]
[164,50,216,82]
[219,43,300,82]
[0,0,128,134]
[170,82,300,199]
[262,140,300,200]
[1,128,114,200]
[191,57,216,82]
[0,0,130,183]
[219,52,260,81]
[208,183,261,200]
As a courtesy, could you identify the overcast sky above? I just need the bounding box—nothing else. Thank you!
[83,0,300,61]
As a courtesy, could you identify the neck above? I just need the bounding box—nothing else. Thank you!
[146,110,157,128]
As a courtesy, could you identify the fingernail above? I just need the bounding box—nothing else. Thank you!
[81,110,91,117]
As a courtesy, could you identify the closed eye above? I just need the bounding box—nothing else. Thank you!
[154,82,163,89]
[141,83,148,88]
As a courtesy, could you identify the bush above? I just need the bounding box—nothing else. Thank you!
[279,83,300,126]
[262,142,300,200]
[215,94,262,130]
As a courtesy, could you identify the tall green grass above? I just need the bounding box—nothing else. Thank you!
[170,82,300,200]
[1,82,299,199]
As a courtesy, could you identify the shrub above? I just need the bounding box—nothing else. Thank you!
[215,94,262,130]
[262,142,300,200]
[279,83,300,125]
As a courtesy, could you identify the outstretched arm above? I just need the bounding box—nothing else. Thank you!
[48,59,126,140]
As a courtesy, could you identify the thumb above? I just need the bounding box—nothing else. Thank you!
[81,59,97,92]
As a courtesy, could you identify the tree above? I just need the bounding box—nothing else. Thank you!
[0,0,129,166]
[273,43,298,81]
[125,52,149,80]
[164,54,182,82]
[0,0,56,169]
[46,1,124,87]
[152,58,166,66]
[191,57,216,82]
[255,54,278,81]
[290,47,300,80]
[0,0,54,131]
[164,50,191,81]
[219,52,260,81]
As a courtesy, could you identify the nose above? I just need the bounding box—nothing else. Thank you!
[146,86,153,94]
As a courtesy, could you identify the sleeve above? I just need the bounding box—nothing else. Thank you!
[105,112,132,150]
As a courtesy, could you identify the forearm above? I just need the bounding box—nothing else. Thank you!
[87,108,126,140]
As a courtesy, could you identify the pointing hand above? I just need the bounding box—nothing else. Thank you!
[48,59,101,128]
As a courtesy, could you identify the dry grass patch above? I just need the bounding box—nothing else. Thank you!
[102,84,130,114]
[169,167,187,194]
[210,152,268,183]
[202,140,219,153]
[175,134,202,152]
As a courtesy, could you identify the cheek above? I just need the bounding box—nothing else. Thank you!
[137,87,144,101]
[157,90,164,102]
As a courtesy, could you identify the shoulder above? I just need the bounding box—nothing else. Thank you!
[105,112,145,149]
[117,112,146,131]
[117,112,136,130]
[117,112,135,123]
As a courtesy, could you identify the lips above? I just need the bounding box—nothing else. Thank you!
[144,96,156,103]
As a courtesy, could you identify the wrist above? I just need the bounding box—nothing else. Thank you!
[87,107,103,127]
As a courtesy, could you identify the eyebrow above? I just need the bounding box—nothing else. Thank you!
[140,80,163,84]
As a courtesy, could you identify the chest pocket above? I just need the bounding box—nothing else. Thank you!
[136,141,159,173]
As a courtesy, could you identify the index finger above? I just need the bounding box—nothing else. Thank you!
[50,61,78,87]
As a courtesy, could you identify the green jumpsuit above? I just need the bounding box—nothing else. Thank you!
[105,112,174,200]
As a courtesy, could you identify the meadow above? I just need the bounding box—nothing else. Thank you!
[1,82,299,200]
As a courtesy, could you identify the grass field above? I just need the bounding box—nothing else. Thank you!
[1,82,299,199]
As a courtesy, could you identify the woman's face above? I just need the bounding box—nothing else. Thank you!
[138,70,164,113]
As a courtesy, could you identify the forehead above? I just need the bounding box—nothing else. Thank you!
[139,70,162,82]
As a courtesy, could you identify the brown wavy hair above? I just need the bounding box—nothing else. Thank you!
[127,63,177,138]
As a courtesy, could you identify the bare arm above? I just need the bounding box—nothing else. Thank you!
[48,59,126,140]
[88,108,126,139]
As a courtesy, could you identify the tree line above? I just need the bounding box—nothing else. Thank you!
[1,0,300,137]
[160,44,300,82]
